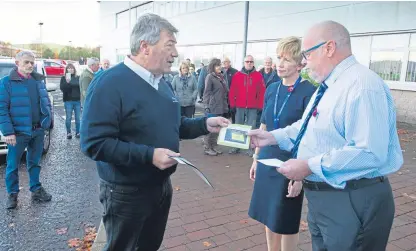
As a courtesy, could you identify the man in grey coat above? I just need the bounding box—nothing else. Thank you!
[79,58,100,106]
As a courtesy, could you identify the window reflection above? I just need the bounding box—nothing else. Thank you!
[370,51,402,81]
[411,33,416,48]
[372,34,408,49]
[406,52,416,82]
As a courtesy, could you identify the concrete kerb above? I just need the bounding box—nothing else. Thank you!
[91,220,106,251]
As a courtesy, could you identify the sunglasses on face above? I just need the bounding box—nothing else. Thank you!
[245,61,254,63]
[301,41,327,60]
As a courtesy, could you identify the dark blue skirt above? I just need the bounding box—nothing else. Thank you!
[248,145,304,234]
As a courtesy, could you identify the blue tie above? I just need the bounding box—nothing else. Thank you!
[292,82,328,158]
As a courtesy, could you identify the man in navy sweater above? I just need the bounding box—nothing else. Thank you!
[80,13,229,251]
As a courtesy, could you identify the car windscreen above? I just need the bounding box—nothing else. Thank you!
[0,64,15,79]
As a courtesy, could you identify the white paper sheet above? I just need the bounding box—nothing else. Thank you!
[257,158,284,167]
[169,156,214,188]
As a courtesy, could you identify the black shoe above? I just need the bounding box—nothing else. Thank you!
[67,133,72,139]
[6,193,18,209]
[31,187,52,202]
[75,133,80,138]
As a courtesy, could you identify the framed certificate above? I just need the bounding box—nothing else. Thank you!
[217,124,252,149]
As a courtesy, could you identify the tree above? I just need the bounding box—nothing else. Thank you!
[43,47,54,59]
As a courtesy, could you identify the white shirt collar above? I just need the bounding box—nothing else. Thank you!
[123,55,162,90]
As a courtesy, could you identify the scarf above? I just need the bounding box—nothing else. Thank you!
[180,74,189,90]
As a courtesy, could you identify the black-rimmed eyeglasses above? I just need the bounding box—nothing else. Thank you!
[301,41,327,60]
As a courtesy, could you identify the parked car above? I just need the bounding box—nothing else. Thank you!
[43,60,65,76]
[0,59,57,155]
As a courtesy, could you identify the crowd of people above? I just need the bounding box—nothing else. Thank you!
[0,11,404,251]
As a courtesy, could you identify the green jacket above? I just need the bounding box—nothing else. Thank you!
[79,68,94,105]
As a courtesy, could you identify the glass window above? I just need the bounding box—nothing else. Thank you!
[130,7,137,27]
[266,41,278,59]
[406,52,416,82]
[179,2,187,14]
[250,42,267,68]
[165,2,173,17]
[351,36,371,67]
[372,34,409,49]
[410,33,416,48]
[116,11,129,29]
[370,51,402,81]
[212,45,223,59]
[223,44,236,63]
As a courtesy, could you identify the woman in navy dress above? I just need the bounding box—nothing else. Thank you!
[248,37,316,251]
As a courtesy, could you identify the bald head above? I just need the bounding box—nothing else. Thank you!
[306,20,351,53]
[302,21,353,83]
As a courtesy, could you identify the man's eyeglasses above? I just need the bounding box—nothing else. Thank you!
[301,41,327,60]
[245,61,254,63]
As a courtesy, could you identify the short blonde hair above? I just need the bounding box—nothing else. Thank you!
[179,61,189,74]
[276,36,303,65]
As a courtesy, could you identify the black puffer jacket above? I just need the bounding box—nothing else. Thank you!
[60,75,81,102]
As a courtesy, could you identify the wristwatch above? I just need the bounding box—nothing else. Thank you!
[252,154,259,160]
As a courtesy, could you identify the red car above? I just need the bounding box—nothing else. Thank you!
[44,60,65,76]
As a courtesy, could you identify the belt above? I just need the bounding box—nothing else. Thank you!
[303,176,387,191]
[32,124,41,130]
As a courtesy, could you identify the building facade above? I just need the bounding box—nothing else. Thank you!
[99,1,416,123]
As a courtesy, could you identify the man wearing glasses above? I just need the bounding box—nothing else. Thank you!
[229,55,266,156]
[248,21,402,250]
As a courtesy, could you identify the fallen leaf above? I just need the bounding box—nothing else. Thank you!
[403,193,416,200]
[398,172,403,175]
[299,220,308,231]
[240,219,248,224]
[202,241,212,247]
[398,129,408,135]
[57,227,68,235]
[401,138,411,142]
[85,227,96,234]
[174,186,180,191]
[8,223,15,228]
[68,238,81,248]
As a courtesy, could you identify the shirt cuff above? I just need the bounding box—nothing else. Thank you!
[270,129,294,151]
[307,154,345,189]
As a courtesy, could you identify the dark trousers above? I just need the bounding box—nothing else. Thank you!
[304,178,394,251]
[99,179,173,251]
[181,105,195,118]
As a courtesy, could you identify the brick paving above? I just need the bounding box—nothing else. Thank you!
[159,122,416,251]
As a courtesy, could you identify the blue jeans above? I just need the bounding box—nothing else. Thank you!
[64,101,81,134]
[5,129,45,194]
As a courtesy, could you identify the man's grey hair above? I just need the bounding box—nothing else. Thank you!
[130,13,179,56]
[16,51,35,60]
[264,56,272,62]
[87,57,99,67]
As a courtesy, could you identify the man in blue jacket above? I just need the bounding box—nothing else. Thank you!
[0,51,53,209]
[80,13,229,251]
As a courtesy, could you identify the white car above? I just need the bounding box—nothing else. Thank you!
[0,59,57,155]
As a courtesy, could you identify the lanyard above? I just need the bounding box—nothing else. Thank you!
[273,76,302,129]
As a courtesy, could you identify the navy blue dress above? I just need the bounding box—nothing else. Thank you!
[248,80,316,234]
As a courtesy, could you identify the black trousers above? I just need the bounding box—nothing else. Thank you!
[99,179,173,251]
[181,105,195,118]
[304,178,394,251]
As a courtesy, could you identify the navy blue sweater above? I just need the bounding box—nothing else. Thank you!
[80,63,209,187]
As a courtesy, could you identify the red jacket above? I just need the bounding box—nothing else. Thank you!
[229,69,266,109]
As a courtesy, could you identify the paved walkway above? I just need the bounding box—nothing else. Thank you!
[93,123,416,251]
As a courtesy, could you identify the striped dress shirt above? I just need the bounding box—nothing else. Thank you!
[271,55,403,189]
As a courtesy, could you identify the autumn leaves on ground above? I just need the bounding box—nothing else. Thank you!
[66,225,97,251]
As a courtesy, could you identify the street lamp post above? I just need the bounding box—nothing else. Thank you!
[38,22,44,58]
[69,40,72,60]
